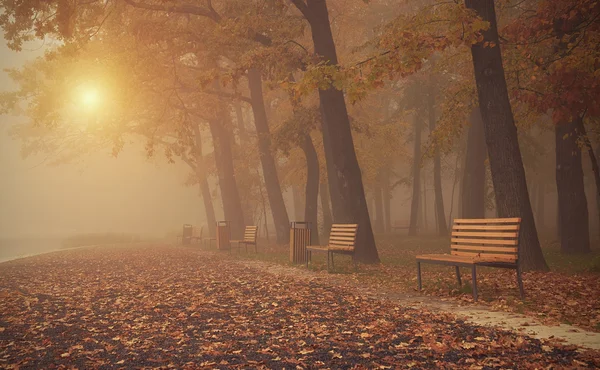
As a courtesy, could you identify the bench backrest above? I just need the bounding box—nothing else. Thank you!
[328,224,359,249]
[451,218,521,263]
[243,226,258,243]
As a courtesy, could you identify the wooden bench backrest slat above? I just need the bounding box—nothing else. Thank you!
[452,224,520,231]
[328,224,358,248]
[450,218,521,263]
[453,217,521,224]
[243,226,258,242]
[452,231,518,238]
[451,237,518,246]
[452,245,517,253]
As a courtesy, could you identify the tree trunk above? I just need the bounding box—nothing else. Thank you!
[301,133,321,245]
[247,67,290,244]
[448,153,461,227]
[575,122,600,242]
[234,101,248,143]
[422,176,428,233]
[374,180,385,234]
[555,119,590,253]
[409,115,422,236]
[292,185,304,221]
[465,0,548,271]
[428,84,448,236]
[319,181,333,238]
[319,104,344,221]
[207,117,245,239]
[461,107,486,219]
[382,167,392,233]
[302,0,379,263]
[193,124,216,237]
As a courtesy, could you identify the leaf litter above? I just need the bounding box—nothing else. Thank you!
[0,244,598,369]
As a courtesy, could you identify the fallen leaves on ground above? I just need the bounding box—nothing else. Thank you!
[0,244,599,369]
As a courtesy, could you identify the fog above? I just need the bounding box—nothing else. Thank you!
[0,39,207,244]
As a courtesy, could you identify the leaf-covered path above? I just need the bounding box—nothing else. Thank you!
[1,244,599,369]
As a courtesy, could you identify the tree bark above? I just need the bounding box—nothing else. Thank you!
[193,124,216,237]
[428,84,448,236]
[448,153,461,227]
[300,0,379,263]
[319,181,333,238]
[575,122,600,242]
[292,185,304,221]
[465,0,548,271]
[382,167,392,233]
[409,115,422,236]
[247,67,290,244]
[462,108,486,219]
[300,133,320,245]
[319,104,344,221]
[234,101,248,143]
[207,116,245,239]
[555,118,590,253]
[374,180,385,234]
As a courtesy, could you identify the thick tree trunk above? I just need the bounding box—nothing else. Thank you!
[555,119,590,253]
[319,181,333,238]
[193,124,216,237]
[319,104,344,221]
[374,180,385,234]
[461,108,486,219]
[247,68,290,244]
[422,177,428,233]
[428,85,448,236]
[465,0,548,271]
[301,134,321,245]
[303,0,379,263]
[207,117,245,239]
[409,115,422,236]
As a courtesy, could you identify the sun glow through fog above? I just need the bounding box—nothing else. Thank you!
[81,86,100,110]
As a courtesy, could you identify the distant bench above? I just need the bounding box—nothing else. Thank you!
[306,224,358,271]
[416,217,524,301]
[177,224,202,245]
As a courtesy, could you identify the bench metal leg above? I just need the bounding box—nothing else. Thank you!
[455,266,462,287]
[330,252,334,271]
[471,265,478,302]
[417,262,422,291]
[516,267,525,299]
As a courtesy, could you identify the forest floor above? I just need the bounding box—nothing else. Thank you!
[224,234,600,336]
[1,243,599,369]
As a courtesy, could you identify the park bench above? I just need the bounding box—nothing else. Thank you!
[177,225,202,245]
[306,224,358,271]
[231,226,258,252]
[416,217,524,301]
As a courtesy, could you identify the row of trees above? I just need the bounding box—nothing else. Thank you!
[1,0,598,270]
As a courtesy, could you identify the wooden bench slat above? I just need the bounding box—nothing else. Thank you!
[451,245,518,253]
[453,217,521,224]
[330,235,356,242]
[416,254,475,263]
[451,231,519,238]
[451,251,517,261]
[451,237,518,246]
[452,224,520,231]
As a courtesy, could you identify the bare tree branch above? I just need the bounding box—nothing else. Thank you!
[123,0,221,22]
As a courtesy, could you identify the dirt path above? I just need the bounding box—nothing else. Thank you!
[234,256,600,350]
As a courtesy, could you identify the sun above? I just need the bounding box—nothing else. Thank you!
[81,87,100,109]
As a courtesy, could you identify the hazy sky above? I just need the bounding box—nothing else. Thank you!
[0,38,209,238]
